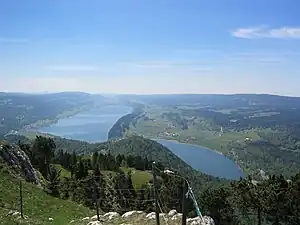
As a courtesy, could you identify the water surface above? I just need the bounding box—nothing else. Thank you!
[156,139,244,180]
[38,105,131,142]
[38,105,244,179]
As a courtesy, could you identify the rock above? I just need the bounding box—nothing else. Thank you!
[12,211,21,216]
[81,217,90,221]
[103,212,120,220]
[168,209,177,217]
[48,217,54,221]
[146,212,156,220]
[87,222,102,225]
[122,210,144,218]
[203,216,214,225]
[91,215,101,221]
[187,216,215,225]
[0,144,42,185]
[171,213,182,221]
[159,213,166,218]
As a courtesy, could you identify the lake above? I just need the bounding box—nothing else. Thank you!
[156,139,244,180]
[38,105,244,179]
[38,105,132,142]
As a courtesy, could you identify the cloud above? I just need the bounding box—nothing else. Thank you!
[231,26,300,39]
[0,37,28,43]
[45,65,98,72]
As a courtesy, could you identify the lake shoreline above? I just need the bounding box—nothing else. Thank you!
[156,138,245,180]
[155,138,225,156]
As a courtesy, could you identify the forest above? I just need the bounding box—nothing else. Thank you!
[120,94,300,179]
[2,135,300,225]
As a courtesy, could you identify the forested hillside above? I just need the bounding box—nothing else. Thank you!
[2,135,300,225]
[119,94,300,178]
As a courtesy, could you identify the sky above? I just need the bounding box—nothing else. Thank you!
[1,0,300,96]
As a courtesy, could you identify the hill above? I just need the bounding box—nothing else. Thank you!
[117,94,300,178]
[2,135,300,225]
[0,92,99,138]
[0,141,93,225]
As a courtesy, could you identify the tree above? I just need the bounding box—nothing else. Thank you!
[233,177,266,225]
[75,159,88,180]
[201,187,238,225]
[46,165,61,197]
[32,136,56,177]
[92,152,99,169]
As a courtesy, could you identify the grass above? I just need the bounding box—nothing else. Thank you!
[53,164,71,178]
[120,167,153,190]
[126,106,265,159]
[0,164,93,225]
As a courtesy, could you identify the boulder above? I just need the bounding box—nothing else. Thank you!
[203,216,214,225]
[122,210,144,218]
[103,212,120,220]
[91,215,101,221]
[159,213,166,218]
[48,217,54,221]
[171,213,182,221]
[81,217,90,221]
[146,212,156,220]
[168,209,177,217]
[187,216,215,225]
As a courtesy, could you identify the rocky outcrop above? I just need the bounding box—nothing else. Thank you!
[75,210,214,225]
[0,143,42,185]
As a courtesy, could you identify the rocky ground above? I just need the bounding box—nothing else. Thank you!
[70,210,214,225]
[4,209,214,225]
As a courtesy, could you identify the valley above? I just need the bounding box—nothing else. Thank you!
[2,92,300,225]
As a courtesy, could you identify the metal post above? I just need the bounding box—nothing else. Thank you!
[19,180,24,219]
[181,180,188,225]
[93,175,100,221]
[152,162,160,225]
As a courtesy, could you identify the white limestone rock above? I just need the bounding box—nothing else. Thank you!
[187,216,215,225]
[168,209,177,217]
[103,212,120,220]
[81,217,90,221]
[122,210,144,218]
[171,213,182,221]
[146,212,156,220]
[87,221,102,225]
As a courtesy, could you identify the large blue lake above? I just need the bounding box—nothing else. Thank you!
[39,105,132,142]
[38,105,244,179]
[156,139,244,180]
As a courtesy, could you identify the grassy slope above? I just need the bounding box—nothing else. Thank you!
[0,165,93,225]
[120,167,153,190]
[106,136,223,192]
[126,106,261,154]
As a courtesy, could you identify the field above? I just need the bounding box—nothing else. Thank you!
[120,167,153,189]
[123,99,300,178]
[125,106,262,154]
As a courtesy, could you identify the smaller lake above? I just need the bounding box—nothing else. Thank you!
[38,105,132,143]
[156,139,245,180]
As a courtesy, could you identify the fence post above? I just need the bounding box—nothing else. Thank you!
[93,175,100,221]
[181,180,188,225]
[152,162,160,225]
[19,180,24,219]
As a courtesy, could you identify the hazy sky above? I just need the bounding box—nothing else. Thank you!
[1,0,300,95]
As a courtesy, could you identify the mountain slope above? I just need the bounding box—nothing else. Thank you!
[0,164,93,225]
[104,136,225,190]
